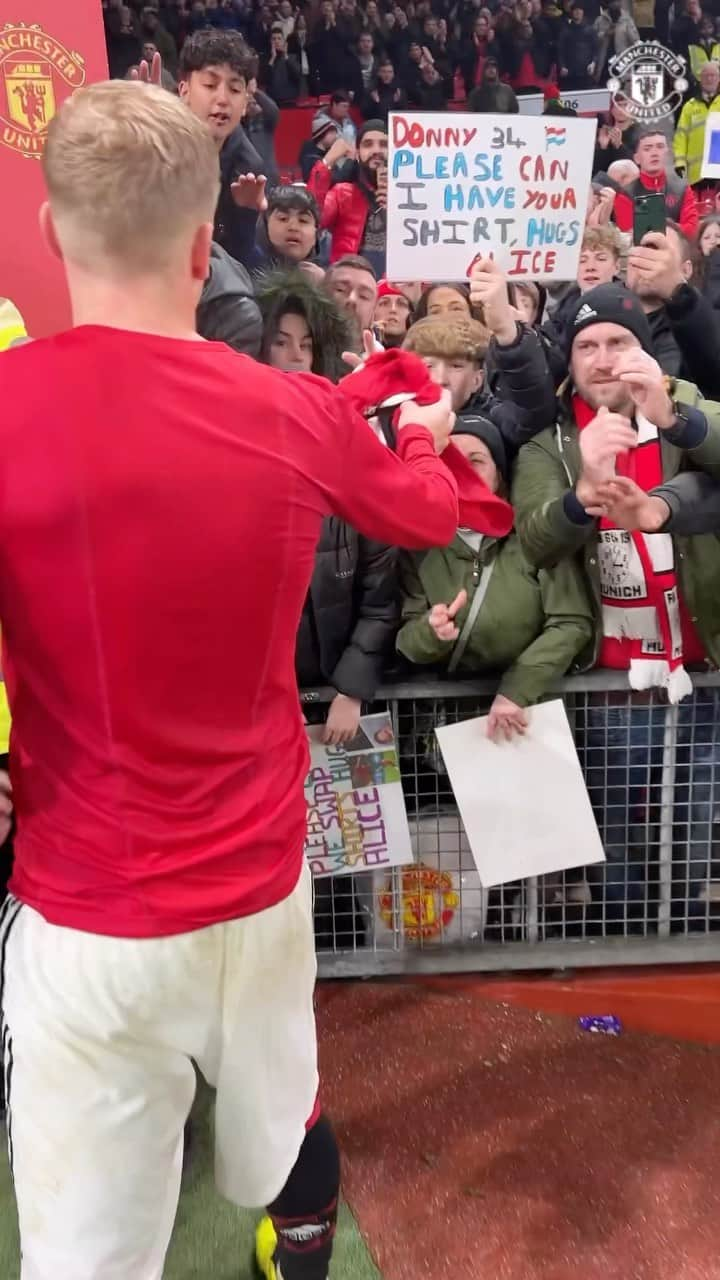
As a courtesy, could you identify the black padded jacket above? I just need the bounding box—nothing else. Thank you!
[296,519,398,701]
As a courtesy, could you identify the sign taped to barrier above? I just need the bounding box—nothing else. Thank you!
[304,712,413,878]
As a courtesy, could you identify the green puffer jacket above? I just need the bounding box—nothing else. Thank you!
[396,531,593,707]
[512,379,720,670]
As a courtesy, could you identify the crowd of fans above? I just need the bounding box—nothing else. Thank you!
[31,9,719,930]
[104,0,720,104]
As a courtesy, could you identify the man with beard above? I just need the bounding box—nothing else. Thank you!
[513,282,720,685]
[513,282,720,928]
[323,255,378,350]
[308,120,389,276]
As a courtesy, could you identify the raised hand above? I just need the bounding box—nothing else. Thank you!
[576,405,636,509]
[627,231,685,302]
[230,173,268,212]
[613,349,674,426]
[586,186,615,228]
[468,255,515,344]
[342,328,380,369]
[589,475,670,531]
[130,51,163,85]
[428,589,468,642]
[323,136,355,169]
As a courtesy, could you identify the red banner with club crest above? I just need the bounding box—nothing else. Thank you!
[0,2,108,338]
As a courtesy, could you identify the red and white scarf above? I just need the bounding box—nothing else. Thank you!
[574,396,693,704]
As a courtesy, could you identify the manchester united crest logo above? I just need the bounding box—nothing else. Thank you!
[0,22,86,159]
[378,863,460,943]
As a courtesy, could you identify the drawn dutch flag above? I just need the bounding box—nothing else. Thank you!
[545,126,566,149]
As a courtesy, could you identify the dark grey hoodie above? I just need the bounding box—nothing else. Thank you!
[195,244,263,357]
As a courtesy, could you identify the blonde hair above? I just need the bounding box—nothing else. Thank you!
[403,316,489,365]
[43,81,220,273]
[581,225,622,258]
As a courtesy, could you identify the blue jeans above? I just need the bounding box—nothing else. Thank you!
[574,690,720,931]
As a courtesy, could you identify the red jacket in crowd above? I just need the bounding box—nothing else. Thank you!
[613,169,700,240]
[308,160,370,260]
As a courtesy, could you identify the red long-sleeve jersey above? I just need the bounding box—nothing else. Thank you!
[0,327,458,938]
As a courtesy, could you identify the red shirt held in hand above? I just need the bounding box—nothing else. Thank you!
[0,327,458,938]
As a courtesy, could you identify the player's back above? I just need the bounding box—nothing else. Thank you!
[0,327,337,937]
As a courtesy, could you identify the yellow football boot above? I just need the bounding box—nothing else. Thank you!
[255,1215,279,1279]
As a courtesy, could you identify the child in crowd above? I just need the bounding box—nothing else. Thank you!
[232,182,322,275]
[403,316,553,454]
[396,415,593,738]
[544,224,622,353]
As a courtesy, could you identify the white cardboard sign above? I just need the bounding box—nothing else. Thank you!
[434,699,605,887]
[386,110,597,283]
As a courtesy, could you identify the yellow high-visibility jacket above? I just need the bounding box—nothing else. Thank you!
[0,681,9,756]
[0,633,9,756]
[0,298,27,352]
[689,42,720,81]
[674,91,720,185]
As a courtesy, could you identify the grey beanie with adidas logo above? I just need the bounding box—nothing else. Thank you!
[565,283,654,361]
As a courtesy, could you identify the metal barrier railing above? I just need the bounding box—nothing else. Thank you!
[304,671,720,977]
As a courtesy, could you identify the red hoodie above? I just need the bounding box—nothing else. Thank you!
[613,169,699,239]
[308,161,372,261]
[0,327,460,939]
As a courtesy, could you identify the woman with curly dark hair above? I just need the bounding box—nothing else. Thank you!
[255,266,352,380]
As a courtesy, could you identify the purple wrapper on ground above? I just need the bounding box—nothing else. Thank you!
[579,1014,624,1036]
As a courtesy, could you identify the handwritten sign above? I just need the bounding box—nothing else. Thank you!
[386,111,597,283]
[304,712,413,878]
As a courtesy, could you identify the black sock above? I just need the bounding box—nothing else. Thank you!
[266,1113,340,1280]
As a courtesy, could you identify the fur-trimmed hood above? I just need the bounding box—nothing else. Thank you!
[255,269,353,383]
